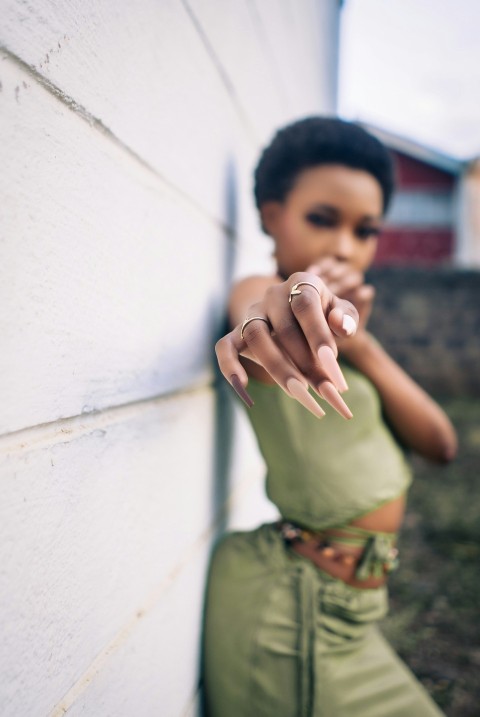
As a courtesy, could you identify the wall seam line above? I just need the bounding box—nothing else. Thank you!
[0,46,238,240]
[0,378,217,455]
[180,0,259,146]
[244,0,291,113]
[47,468,264,716]
[179,687,200,717]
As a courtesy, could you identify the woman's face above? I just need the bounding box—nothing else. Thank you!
[261,164,384,278]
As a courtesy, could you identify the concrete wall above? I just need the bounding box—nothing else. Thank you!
[0,2,340,715]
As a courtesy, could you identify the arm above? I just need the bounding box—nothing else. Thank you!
[307,258,457,464]
[340,330,457,464]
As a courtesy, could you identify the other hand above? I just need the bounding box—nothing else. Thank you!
[306,259,375,338]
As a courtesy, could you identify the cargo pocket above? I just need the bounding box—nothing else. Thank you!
[319,583,389,649]
[248,569,303,717]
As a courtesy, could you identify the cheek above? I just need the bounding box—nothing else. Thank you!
[360,241,378,267]
[282,213,301,237]
[278,223,305,255]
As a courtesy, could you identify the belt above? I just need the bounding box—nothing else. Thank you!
[277,520,399,580]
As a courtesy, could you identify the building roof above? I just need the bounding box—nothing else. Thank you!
[360,122,466,175]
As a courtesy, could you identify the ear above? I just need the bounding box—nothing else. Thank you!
[259,201,282,236]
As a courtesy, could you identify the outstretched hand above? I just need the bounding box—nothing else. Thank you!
[215,272,359,419]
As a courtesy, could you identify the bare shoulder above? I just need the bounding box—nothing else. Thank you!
[230,274,280,302]
[228,274,281,327]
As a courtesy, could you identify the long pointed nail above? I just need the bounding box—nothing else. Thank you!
[230,374,254,408]
[318,381,353,420]
[286,377,325,419]
[317,345,348,392]
[342,314,357,336]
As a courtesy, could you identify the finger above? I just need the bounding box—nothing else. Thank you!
[356,284,376,304]
[287,275,337,351]
[267,303,319,380]
[327,298,359,338]
[240,313,326,419]
[351,284,375,315]
[268,296,352,401]
[286,276,350,393]
[306,258,337,276]
[285,377,326,419]
[328,270,364,298]
[231,374,254,408]
[317,345,349,393]
[309,261,365,300]
[318,380,353,420]
[323,261,352,282]
[215,333,255,408]
[306,260,341,292]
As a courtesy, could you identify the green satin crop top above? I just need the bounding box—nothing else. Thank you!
[245,361,412,530]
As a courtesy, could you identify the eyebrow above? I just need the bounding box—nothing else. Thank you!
[306,204,382,223]
[307,204,337,214]
[360,214,382,223]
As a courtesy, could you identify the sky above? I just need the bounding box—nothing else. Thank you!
[338,0,480,160]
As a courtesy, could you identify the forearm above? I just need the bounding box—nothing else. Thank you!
[341,331,457,463]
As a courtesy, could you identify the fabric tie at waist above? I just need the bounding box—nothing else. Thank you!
[278,520,399,580]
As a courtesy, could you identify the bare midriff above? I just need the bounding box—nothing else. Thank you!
[291,494,406,589]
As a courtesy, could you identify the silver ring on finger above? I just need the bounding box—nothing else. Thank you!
[289,281,321,305]
[240,316,270,340]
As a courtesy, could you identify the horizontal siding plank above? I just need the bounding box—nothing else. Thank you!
[52,402,274,717]
[0,0,261,225]
[60,546,209,717]
[0,390,215,716]
[1,56,231,435]
[0,387,273,716]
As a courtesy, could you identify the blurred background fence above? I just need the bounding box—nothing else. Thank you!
[369,268,480,398]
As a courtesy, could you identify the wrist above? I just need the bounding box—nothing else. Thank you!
[338,329,375,365]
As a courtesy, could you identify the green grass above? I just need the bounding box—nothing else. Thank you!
[381,398,480,716]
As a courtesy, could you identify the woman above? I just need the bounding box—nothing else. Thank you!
[204,117,457,717]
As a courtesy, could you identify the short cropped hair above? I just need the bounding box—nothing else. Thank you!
[254,116,395,214]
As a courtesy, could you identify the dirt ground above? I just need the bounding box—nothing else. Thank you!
[381,398,480,716]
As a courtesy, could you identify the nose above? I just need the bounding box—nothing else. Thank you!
[331,228,356,262]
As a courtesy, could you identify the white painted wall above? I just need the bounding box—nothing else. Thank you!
[0,1,340,714]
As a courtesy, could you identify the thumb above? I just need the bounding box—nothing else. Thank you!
[327,298,359,338]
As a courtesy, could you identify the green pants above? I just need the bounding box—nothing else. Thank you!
[203,523,444,717]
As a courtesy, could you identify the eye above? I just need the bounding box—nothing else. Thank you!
[356,226,380,241]
[305,212,334,228]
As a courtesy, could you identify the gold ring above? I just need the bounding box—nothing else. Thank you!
[240,316,270,340]
[289,281,321,304]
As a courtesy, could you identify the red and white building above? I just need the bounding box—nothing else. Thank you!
[364,125,467,267]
